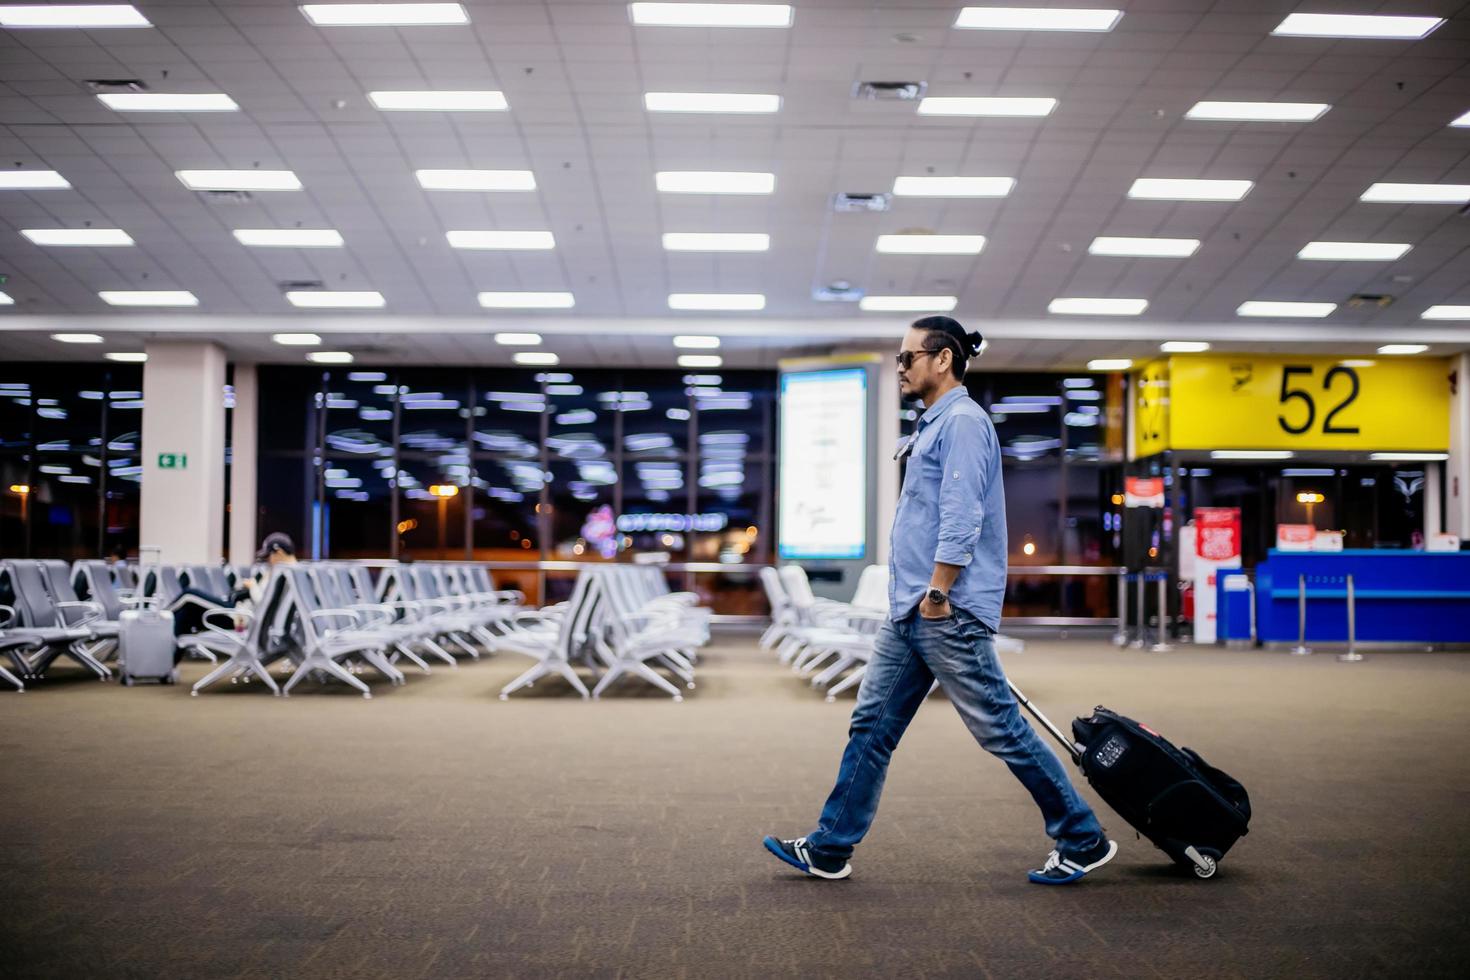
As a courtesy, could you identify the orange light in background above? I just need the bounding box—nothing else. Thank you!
[1148,546,1158,558]
[429,484,459,498]
[396,518,418,534]
[1110,493,1124,506]
[9,484,29,495]
[520,538,533,550]
[1296,491,1324,504]
[1021,533,1036,557]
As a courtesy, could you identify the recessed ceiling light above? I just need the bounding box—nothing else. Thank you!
[1339,359,1376,368]
[1128,178,1253,201]
[98,93,238,112]
[655,171,775,194]
[301,4,468,27]
[891,176,1014,197]
[514,351,560,366]
[1370,452,1448,461]
[1049,297,1148,316]
[917,97,1056,117]
[1452,110,1470,128]
[495,332,543,345]
[415,169,535,190]
[99,290,198,307]
[677,354,724,368]
[307,351,354,364]
[176,170,302,191]
[1211,450,1294,460]
[667,293,765,311]
[1185,101,1329,122]
[478,292,575,309]
[1360,183,1470,204]
[369,90,507,111]
[1237,301,1335,318]
[273,333,322,346]
[858,295,958,312]
[0,5,150,28]
[673,335,721,349]
[0,290,12,305]
[1088,236,1200,257]
[52,333,104,344]
[644,92,780,113]
[446,230,555,250]
[662,232,770,251]
[954,7,1121,31]
[1271,13,1443,39]
[629,3,793,28]
[285,291,385,308]
[1297,241,1412,261]
[1422,305,1470,320]
[22,228,133,246]
[875,234,986,255]
[1087,358,1133,371]
[233,229,344,248]
[105,352,148,362]
[1161,341,1210,353]
[1377,344,1429,355]
[0,170,70,189]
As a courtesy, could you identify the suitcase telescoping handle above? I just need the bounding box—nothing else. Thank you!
[1008,680,1085,764]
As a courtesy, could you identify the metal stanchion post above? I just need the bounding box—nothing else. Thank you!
[1112,571,1130,646]
[1130,573,1147,649]
[1338,574,1363,662]
[1290,574,1311,656]
[1150,572,1174,652]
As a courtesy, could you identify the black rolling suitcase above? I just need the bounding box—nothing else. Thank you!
[1010,682,1250,879]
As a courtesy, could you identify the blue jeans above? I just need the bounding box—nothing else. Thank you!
[805,608,1105,861]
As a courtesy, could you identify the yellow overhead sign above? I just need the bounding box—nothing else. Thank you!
[1131,355,1450,456]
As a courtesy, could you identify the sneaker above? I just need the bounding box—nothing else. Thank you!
[762,835,852,880]
[1027,838,1118,885]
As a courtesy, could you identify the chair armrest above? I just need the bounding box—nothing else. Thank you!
[309,607,362,625]
[0,603,16,628]
[200,608,251,647]
[54,600,105,627]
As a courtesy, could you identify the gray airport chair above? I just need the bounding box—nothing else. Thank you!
[0,560,111,681]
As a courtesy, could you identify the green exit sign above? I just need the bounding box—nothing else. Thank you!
[157,453,188,470]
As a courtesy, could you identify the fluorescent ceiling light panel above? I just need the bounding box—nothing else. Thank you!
[0,5,150,27]
[301,4,468,26]
[892,176,1014,197]
[1271,13,1442,39]
[1089,236,1199,257]
[513,352,560,365]
[917,97,1056,117]
[662,232,769,251]
[99,290,198,307]
[1297,241,1411,261]
[1452,110,1470,128]
[1087,358,1132,371]
[673,335,720,349]
[415,169,534,191]
[629,3,792,28]
[1185,101,1329,122]
[1161,341,1210,353]
[655,171,775,194]
[22,228,133,246]
[176,170,301,191]
[954,7,1120,31]
[285,291,385,308]
[875,234,985,255]
[1237,301,1335,318]
[0,170,70,189]
[1378,344,1428,355]
[859,295,958,312]
[52,333,103,344]
[273,333,322,346]
[644,92,779,113]
[105,352,148,362]
[478,292,574,309]
[447,230,555,250]
[1211,450,1294,460]
[667,293,765,311]
[677,354,724,368]
[1370,452,1447,461]
[1128,178,1252,201]
[1049,297,1147,316]
[98,93,238,112]
[307,351,354,364]
[369,90,507,111]
[1422,305,1470,320]
[233,229,343,248]
[1360,183,1470,204]
[495,332,543,346]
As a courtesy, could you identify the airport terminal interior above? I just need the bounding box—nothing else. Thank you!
[2,2,1470,978]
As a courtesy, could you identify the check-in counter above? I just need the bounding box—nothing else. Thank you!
[1252,549,1470,645]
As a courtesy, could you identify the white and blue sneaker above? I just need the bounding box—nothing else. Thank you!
[1027,838,1118,885]
[762,835,853,880]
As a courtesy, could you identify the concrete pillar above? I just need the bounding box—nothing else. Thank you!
[140,342,227,563]
[228,363,258,566]
[874,359,900,563]
[1450,353,1470,539]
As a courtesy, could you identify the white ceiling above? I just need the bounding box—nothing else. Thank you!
[2,0,1470,368]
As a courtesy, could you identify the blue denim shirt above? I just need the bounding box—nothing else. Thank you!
[888,385,1007,630]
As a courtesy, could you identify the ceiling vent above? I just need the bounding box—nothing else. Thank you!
[279,280,324,291]
[832,192,892,213]
[853,81,927,101]
[814,282,864,302]
[85,79,147,92]
[1347,293,1394,309]
[201,190,254,204]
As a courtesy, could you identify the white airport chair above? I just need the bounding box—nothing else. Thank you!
[498,572,597,700]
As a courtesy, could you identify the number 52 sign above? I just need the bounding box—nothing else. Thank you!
[1132,355,1450,457]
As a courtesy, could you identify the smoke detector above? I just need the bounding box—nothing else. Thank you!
[853,81,927,101]
[832,192,892,213]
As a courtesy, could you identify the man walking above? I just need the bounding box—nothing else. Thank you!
[763,316,1116,884]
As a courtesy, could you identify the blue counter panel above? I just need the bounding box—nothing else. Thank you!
[1255,550,1470,644]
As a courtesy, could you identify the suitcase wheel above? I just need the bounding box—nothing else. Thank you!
[1189,847,1222,879]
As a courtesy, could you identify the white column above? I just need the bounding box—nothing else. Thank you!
[1449,352,1470,538]
[140,342,227,563]
[874,359,900,563]
[228,363,258,566]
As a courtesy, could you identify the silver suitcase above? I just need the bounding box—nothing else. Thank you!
[119,606,178,685]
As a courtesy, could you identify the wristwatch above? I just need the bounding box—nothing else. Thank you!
[926,588,949,607]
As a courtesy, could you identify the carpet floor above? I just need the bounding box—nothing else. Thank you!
[2,636,1468,979]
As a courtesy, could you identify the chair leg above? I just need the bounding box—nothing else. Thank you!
[192,655,246,695]
[393,642,432,674]
[420,637,457,666]
[449,632,480,660]
[812,654,854,687]
[500,659,552,699]
[630,661,684,701]
[245,659,281,695]
[590,662,627,699]
[66,641,113,680]
[285,655,372,698]
[0,661,22,692]
[825,664,866,701]
[360,648,405,685]
[553,661,591,699]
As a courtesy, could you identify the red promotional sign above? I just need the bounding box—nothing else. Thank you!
[1276,524,1316,551]
[1194,507,1241,562]
[1124,476,1165,508]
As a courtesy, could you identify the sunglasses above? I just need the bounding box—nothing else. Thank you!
[894,349,942,370]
